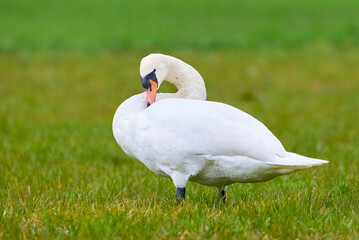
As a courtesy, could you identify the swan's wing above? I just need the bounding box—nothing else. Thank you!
[136,98,286,163]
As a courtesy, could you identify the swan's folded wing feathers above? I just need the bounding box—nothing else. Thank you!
[139,98,286,163]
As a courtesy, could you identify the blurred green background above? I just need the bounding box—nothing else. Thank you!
[1,0,359,52]
[1,0,359,239]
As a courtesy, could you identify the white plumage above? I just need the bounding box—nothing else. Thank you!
[113,53,328,200]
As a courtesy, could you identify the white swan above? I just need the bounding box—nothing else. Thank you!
[112,53,328,202]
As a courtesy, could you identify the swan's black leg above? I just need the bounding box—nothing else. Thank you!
[175,187,186,204]
[217,186,227,203]
[220,189,226,203]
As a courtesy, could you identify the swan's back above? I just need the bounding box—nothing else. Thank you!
[136,98,286,163]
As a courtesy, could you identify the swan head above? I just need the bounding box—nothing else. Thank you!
[140,54,168,107]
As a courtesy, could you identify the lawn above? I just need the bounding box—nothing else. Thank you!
[1,0,359,239]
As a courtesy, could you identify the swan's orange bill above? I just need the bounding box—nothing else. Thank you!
[146,79,157,107]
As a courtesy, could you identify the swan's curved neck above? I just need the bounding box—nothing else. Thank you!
[163,56,207,100]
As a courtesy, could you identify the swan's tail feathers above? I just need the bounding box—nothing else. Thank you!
[268,152,329,170]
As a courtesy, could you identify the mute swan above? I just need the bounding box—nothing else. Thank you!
[112,53,328,203]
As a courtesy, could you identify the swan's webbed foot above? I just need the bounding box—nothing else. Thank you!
[175,187,186,204]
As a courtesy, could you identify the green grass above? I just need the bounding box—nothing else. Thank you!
[1,47,359,238]
[1,0,359,52]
